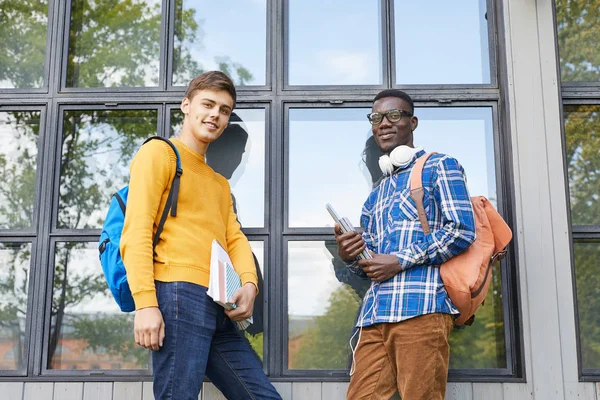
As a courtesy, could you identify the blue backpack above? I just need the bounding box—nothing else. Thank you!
[98,136,182,312]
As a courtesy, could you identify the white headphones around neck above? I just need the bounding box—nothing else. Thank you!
[378,145,423,176]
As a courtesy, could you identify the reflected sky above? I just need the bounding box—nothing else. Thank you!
[288,0,382,85]
[0,112,40,229]
[289,107,496,229]
[55,243,121,315]
[395,0,490,84]
[288,241,357,317]
[59,110,156,229]
[173,0,267,86]
[173,108,266,228]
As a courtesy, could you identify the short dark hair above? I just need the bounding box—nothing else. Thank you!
[373,89,414,114]
[184,71,237,108]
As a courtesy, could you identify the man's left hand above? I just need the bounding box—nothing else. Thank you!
[225,282,257,321]
[358,253,402,281]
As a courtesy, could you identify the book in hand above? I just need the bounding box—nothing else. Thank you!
[207,240,253,330]
[325,203,372,261]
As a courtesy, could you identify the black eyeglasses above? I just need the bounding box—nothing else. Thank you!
[367,109,413,125]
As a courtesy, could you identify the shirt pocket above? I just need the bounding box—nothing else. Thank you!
[389,187,430,222]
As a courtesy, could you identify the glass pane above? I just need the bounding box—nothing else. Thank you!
[172,0,267,86]
[574,240,600,370]
[66,0,161,88]
[171,108,265,228]
[0,111,41,229]
[564,105,600,225]
[556,0,600,82]
[245,241,264,361]
[394,0,490,84]
[288,0,382,85]
[0,1,48,88]
[287,241,365,370]
[0,243,32,370]
[449,259,506,368]
[416,107,496,203]
[58,109,157,229]
[49,242,149,370]
[288,107,496,228]
[289,108,374,227]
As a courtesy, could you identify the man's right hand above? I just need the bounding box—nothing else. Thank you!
[134,306,165,351]
[334,223,367,262]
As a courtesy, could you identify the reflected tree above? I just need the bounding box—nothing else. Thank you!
[0,112,39,369]
[564,105,600,368]
[0,243,31,370]
[290,268,506,370]
[292,286,360,370]
[172,0,253,86]
[556,0,600,81]
[0,0,47,88]
[449,264,506,369]
[49,110,155,368]
[67,0,253,87]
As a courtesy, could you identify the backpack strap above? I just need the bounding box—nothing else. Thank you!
[409,153,436,234]
[142,136,183,251]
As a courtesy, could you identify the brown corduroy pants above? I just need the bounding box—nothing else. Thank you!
[346,313,454,400]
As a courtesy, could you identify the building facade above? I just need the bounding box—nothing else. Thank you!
[0,0,599,399]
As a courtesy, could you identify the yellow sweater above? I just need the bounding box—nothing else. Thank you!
[120,138,257,310]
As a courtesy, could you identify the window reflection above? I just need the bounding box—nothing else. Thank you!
[172,0,266,86]
[564,105,600,226]
[0,243,31,370]
[171,108,265,228]
[288,107,496,228]
[573,241,600,370]
[0,111,41,230]
[49,242,148,370]
[288,108,375,228]
[394,0,490,84]
[556,0,600,82]
[287,241,363,370]
[0,1,48,88]
[58,109,157,229]
[449,260,506,369]
[246,241,264,361]
[416,107,496,203]
[66,0,162,88]
[288,0,382,85]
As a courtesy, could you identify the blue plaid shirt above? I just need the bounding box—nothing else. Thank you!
[348,150,476,326]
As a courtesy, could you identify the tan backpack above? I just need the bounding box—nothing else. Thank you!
[410,153,513,326]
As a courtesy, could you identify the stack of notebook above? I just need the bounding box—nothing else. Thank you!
[207,240,253,330]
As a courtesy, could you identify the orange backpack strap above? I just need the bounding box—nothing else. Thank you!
[410,153,436,234]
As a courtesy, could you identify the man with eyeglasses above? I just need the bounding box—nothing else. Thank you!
[334,89,476,400]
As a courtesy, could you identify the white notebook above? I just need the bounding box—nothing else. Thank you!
[207,240,253,330]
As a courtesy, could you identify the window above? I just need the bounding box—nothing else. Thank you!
[556,0,600,378]
[66,0,162,88]
[172,0,267,87]
[0,1,49,89]
[3,0,518,381]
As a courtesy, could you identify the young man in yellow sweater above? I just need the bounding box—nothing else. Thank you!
[120,71,281,400]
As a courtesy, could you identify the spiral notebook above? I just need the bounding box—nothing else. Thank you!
[207,240,253,330]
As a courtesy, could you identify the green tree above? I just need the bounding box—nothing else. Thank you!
[563,105,600,369]
[556,0,600,81]
[449,264,506,369]
[293,286,360,369]
[0,0,48,88]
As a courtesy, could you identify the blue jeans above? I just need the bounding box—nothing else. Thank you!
[152,281,281,400]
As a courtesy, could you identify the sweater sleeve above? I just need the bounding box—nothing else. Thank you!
[120,140,175,310]
[220,178,258,291]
